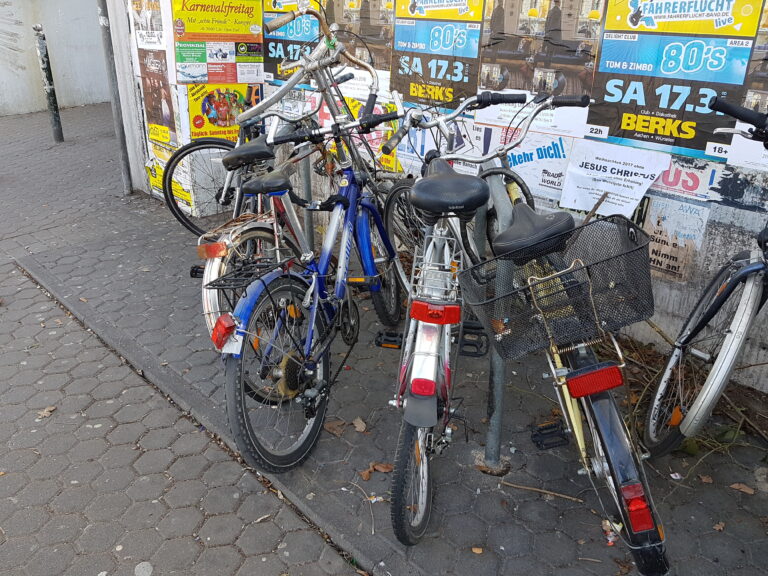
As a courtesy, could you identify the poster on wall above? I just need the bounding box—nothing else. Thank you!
[172,0,264,84]
[390,0,485,107]
[262,9,319,82]
[586,0,764,161]
[138,49,178,146]
[132,0,165,49]
[187,84,250,140]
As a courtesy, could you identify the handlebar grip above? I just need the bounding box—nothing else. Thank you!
[361,92,378,119]
[382,124,409,155]
[272,129,310,145]
[709,96,768,128]
[264,11,297,34]
[551,94,591,107]
[359,111,400,133]
[332,72,355,86]
[476,91,527,108]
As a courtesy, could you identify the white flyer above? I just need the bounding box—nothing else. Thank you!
[560,140,670,217]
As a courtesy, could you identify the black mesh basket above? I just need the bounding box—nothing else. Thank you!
[458,215,654,360]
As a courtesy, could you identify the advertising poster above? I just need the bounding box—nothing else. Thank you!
[132,0,165,49]
[172,0,264,84]
[188,84,250,140]
[586,0,764,160]
[138,49,177,146]
[650,156,722,201]
[560,139,669,217]
[391,0,485,107]
[643,192,710,282]
[262,10,319,81]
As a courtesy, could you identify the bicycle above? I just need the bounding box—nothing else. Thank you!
[643,96,768,458]
[209,8,406,473]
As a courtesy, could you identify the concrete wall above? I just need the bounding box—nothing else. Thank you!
[0,0,110,116]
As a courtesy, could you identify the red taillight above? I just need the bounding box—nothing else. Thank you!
[621,483,655,533]
[566,363,623,398]
[211,314,236,350]
[411,378,436,396]
[197,242,228,259]
[410,300,461,325]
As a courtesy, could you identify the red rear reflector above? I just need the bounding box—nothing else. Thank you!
[410,300,461,325]
[621,484,655,533]
[411,378,436,396]
[197,242,228,259]
[211,314,236,350]
[566,364,623,398]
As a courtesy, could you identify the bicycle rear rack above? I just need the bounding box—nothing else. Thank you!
[204,258,291,291]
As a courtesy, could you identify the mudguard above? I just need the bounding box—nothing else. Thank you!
[403,392,438,428]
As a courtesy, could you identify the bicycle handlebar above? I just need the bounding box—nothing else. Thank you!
[264,10,299,34]
[552,94,591,107]
[271,111,400,145]
[709,96,768,130]
[475,91,527,108]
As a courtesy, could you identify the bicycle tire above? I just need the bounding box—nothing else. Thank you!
[644,256,763,457]
[367,209,402,326]
[383,180,421,290]
[163,138,236,236]
[585,391,669,576]
[390,421,432,546]
[224,275,329,472]
[202,227,301,335]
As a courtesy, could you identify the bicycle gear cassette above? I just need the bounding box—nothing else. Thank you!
[339,298,360,346]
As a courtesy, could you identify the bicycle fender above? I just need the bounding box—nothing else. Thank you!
[403,392,438,428]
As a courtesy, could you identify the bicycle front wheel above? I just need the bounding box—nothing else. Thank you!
[224,276,329,472]
[644,257,763,457]
[390,421,432,546]
[384,180,422,288]
[586,392,669,576]
[163,138,236,236]
[368,210,402,327]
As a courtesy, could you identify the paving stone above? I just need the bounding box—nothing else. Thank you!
[279,529,327,565]
[199,514,244,546]
[201,486,242,515]
[164,479,208,509]
[236,521,284,555]
[151,536,202,571]
[75,521,125,554]
[194,544,244,575]
[133,448,175,475]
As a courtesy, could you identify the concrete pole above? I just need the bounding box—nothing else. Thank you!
[32,25,64,143]
[96,0,133,195]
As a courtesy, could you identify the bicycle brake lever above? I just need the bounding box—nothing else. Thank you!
[302,273,317,308]
[713,127,753,138]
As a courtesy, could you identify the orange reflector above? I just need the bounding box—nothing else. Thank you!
[211,314,236,350]
[381,343,400,349]
[410,300,461,325]
[197,242,228,259]
[287,304,301,319]
[565,363,623,398]
[347,277,367,284]
[667,405,683,427]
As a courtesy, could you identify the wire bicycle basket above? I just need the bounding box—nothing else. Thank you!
[458,215,654,359]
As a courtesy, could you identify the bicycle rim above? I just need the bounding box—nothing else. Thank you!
[163,139,236,236]
[225,277,328,472]
[369,215,402,326]
[390,421,432,545]
[644,263,761,454]
[384,181,423,288]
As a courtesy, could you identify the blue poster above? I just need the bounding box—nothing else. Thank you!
[393,18,480,59]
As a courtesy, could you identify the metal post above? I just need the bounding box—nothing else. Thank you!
[96,0,133,195]
[301,156,315,251]
[484,348,506,469]
[32,25,64,143]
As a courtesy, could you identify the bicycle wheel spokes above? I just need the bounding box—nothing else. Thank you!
[391,421,432,545]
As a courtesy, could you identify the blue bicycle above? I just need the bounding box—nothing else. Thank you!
[213,97,405,472]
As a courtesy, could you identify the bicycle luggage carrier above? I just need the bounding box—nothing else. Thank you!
[458,215,653,360]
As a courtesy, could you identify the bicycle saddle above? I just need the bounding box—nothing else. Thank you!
[222,134,275,170]
[242,170,292,195]
[492,203,575,260]
[409,158,489,217]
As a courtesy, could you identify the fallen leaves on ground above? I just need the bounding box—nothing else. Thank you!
[471,547,483,554]
[79,297,88,303]
[358,461,394,481]
[699,474,713,484]
[352,417,367,433]
[36,406,56,418]
[613,558,633,575]
[730,482,756,495]
[713,521,726,532]
[323,419,346,437]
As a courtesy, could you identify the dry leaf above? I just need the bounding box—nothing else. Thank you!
[355,570,370,576]
[323,419,346,437]
[699,474,713,484]
[0,471,5,477]
[358,466,373,481]
[577,538,586,545]
[36,406,56,418]
[352,417,367,433]
[713,521,725,532]
[255,514,271,523]
[471,547,483,554]
[79,297,88,303]
[373,462,393,473]
[276,490,284,500]
[730,482,756,495]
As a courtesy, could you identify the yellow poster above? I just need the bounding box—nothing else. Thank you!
[263,0,323,13]
[604,0,764,37]
[187,84,249,140]
[172,0,263,41]
[394,0,484,22]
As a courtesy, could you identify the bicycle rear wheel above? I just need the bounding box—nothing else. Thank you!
[384,180,423,288]
[585,392,669,576]
[390,421,432,546]
[367,209,402,326]
[224,275,329,472]
[163,138,236,236]
[644,257,763,457]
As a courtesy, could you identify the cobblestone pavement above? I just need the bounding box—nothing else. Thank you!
[1,105,767,575]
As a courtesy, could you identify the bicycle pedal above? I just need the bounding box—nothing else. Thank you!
[346,276,371,289]
[375,330,402,349]
[190,265,205,279]
[459,325,489,357]
[531,419,569,450]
